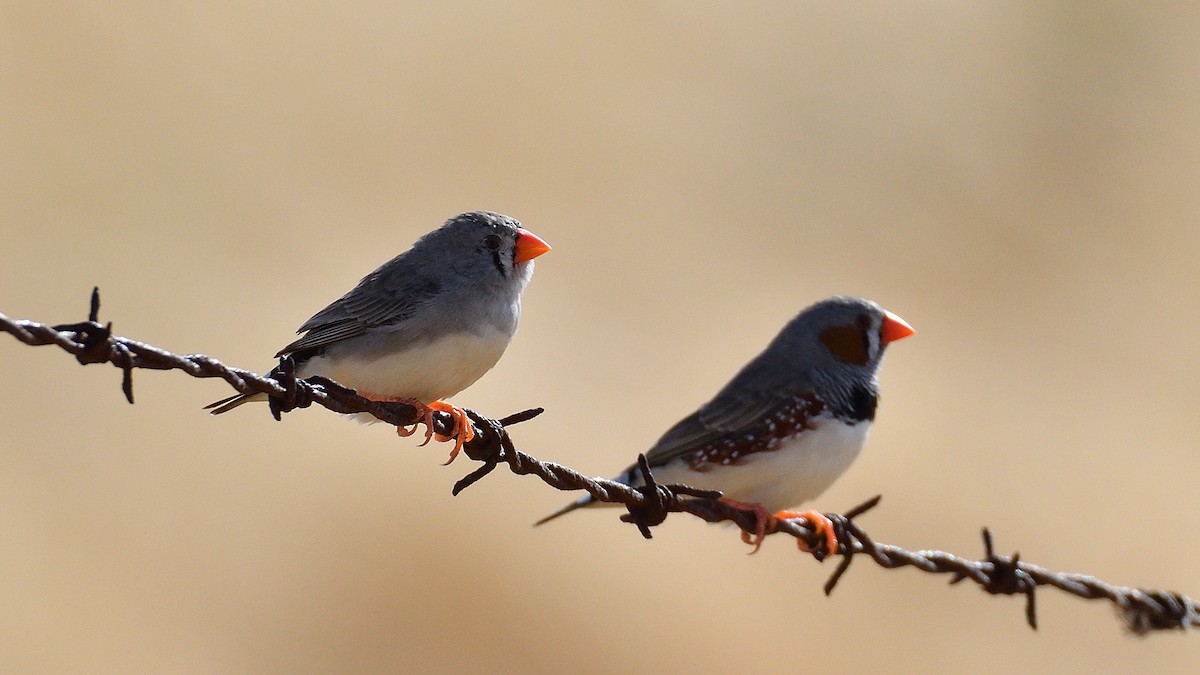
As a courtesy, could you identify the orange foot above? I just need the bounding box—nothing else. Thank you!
[774,509,838,557]
[426,400,475,464]
[376,397,475,464]
[719,498,838,557]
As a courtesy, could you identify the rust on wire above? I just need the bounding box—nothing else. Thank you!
[1,288,1198,636]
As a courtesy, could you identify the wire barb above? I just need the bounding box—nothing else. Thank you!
[619,454,674,538]
[822,495,882,595]
[952,528,1039,630]
[2,288,1198,635]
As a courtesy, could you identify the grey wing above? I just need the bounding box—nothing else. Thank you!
[538,375,789,526]
[276,260,441,356]
[641,387,785,469]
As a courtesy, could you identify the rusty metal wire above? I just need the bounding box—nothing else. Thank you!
[2,289,1197,636]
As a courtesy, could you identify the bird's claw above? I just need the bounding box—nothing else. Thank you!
[721,497,774,554]
[720,498,838,557]
[427,401,475,464]
[390,399,474,462]
[774,509,838,557]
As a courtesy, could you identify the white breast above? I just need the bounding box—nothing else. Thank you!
[298,329,513,403]
[649,416,872,512]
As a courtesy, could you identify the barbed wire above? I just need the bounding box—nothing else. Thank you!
[2,288,1196,635]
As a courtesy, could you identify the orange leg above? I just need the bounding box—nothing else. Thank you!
[719,497,774,554]
[394,401,435,445]
[426,400,475,465]
[773,509,838,556]
[719,498,838,556]
[362,394,475,464]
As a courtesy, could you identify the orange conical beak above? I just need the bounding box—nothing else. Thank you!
[513,228,552,263]
[880,309,916,345]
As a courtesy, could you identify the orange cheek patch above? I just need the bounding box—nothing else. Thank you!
[819,325,869,365]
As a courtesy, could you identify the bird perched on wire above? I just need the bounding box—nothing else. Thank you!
[206,211,551,463]
[536,296,913,555]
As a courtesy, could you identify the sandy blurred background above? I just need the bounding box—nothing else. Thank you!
[2,2,1199,673]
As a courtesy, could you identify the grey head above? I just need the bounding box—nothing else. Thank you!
[747,296,908,409]
[404,211,540,291]
[277,211,551,360]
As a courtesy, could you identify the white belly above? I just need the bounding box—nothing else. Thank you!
[649,417,871,512]
[299,329,512,403]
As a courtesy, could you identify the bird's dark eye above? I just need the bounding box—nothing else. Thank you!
[482,234,503,251]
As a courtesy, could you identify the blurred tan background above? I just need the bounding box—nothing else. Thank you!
[3,2,1199,673]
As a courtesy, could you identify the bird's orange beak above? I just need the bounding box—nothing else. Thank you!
[880,310,916,345]
[514,228,552,263]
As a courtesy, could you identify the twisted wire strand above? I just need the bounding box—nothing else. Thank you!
[2,289,1196,635]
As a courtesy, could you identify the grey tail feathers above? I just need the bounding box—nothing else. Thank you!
[204,392,267,415]
[533,494,596,526]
